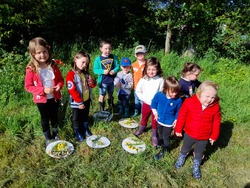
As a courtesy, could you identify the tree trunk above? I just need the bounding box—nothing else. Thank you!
[165,25,172,55]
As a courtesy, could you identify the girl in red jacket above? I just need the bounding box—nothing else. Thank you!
[24,37,64,147]
[174,80,221,179]
[66,51,96,142]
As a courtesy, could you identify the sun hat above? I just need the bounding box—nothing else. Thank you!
[120,57,131,66]
[135,45,147,54]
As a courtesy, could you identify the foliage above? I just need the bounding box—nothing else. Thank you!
[0,46,250,187]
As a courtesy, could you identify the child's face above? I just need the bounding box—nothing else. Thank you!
[146,65,157,78]
[135,52,146,61]
[167,90,178,99]
[121,66,131,74]
[199,87,217,107]
[75,56,89,70]
[188,70,200,81]
[34,46,49,63]
[100,44,111,57]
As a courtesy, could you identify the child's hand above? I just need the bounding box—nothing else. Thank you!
[53,85,61,92]
[116,82,121,88]
[154,113,159,120]
[109,70,115,75]
[209,138,215,145]
[88,76,96,87]
[104,70,109,75]
[79,104,85,109]
[44,87,54,94]
[172,120,177,128]
[175,132,182,137]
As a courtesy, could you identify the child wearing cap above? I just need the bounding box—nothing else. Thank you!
[131,45,147,117]
[114,57,133,117]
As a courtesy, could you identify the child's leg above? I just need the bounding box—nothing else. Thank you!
[107,83,114,112]
[48,99,60,140]
[162,126,172,150]
[192,140,208,179]
[175,133,195,169]
[82,99,92,137]
[132,91,141,117]
[72,108,84,142]
[99,83,107,111]
[151,112,158,146]
[133,103,151,136]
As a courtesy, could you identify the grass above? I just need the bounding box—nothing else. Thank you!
[0,49,250,187]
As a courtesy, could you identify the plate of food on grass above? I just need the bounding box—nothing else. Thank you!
[86,135,110,148]
[119,118,138,128]
[46,140,74,159]
[122,137,146,154]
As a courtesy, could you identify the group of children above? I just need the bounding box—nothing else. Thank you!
[24,37,221,179]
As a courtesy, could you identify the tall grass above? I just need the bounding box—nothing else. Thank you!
[0,47,249,187]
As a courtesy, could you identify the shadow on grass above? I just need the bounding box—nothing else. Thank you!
[204,120,234,161]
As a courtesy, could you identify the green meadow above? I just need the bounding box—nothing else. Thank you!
[0,48,249,188]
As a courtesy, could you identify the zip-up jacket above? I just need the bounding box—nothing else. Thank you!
[66,69,95,108]
[175,94,221,141]
[24,63,64,103]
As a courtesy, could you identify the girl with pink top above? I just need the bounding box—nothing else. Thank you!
[133,57,164,146]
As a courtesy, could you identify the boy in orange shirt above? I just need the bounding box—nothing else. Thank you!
[131,45,147,117]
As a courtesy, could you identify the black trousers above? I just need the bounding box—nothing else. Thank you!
[37,98,59,132]
[157,123,173,150]
[180,133,208,160]
[72,99,90,129]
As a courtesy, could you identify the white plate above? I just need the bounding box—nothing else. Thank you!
[46,140,74,159]
[86,135,110,148]
[119,118,138,128]
[122,137,146,154]
[93,111,112,121]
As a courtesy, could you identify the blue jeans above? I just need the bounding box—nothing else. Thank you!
[99,83,114,96]
[134,92,142,111]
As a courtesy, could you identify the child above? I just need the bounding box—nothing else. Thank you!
[66,51,96,142]
[114,57,133,118]
[93,40,120,112]
[151,76,182,160]
[174,80,221,179]
[179,62,202,101]
[24,37,64,146]
[131,45,147,117]
[133,57,164,146]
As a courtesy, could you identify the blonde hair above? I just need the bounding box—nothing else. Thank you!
[196,80,219,99]
[26,37,52,73]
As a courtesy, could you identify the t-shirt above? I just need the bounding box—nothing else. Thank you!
[39,67,55,99]
[132,60,145,90]
[100,55,115,84]
[79,73,90,102]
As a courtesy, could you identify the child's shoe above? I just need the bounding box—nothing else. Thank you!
[74,128,84,142]
[131,109,139,118]
[133,125,146,136]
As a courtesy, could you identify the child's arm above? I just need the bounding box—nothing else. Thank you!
[151,92,159,120]
[110,55,120,74]
[93,57,104,75]
[53,64,64,91]
[209,108,221,143]
[135,79,145,102]
[88,75,97,88]
[174,100,189,136]
[66,71,83,104]
[24,69,45,95]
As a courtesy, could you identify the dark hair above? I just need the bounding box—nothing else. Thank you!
[143,57,163,78]
[100,39,112,48]
[162,76,180,96]
[181,62,202,77]
[72,51,90,74]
